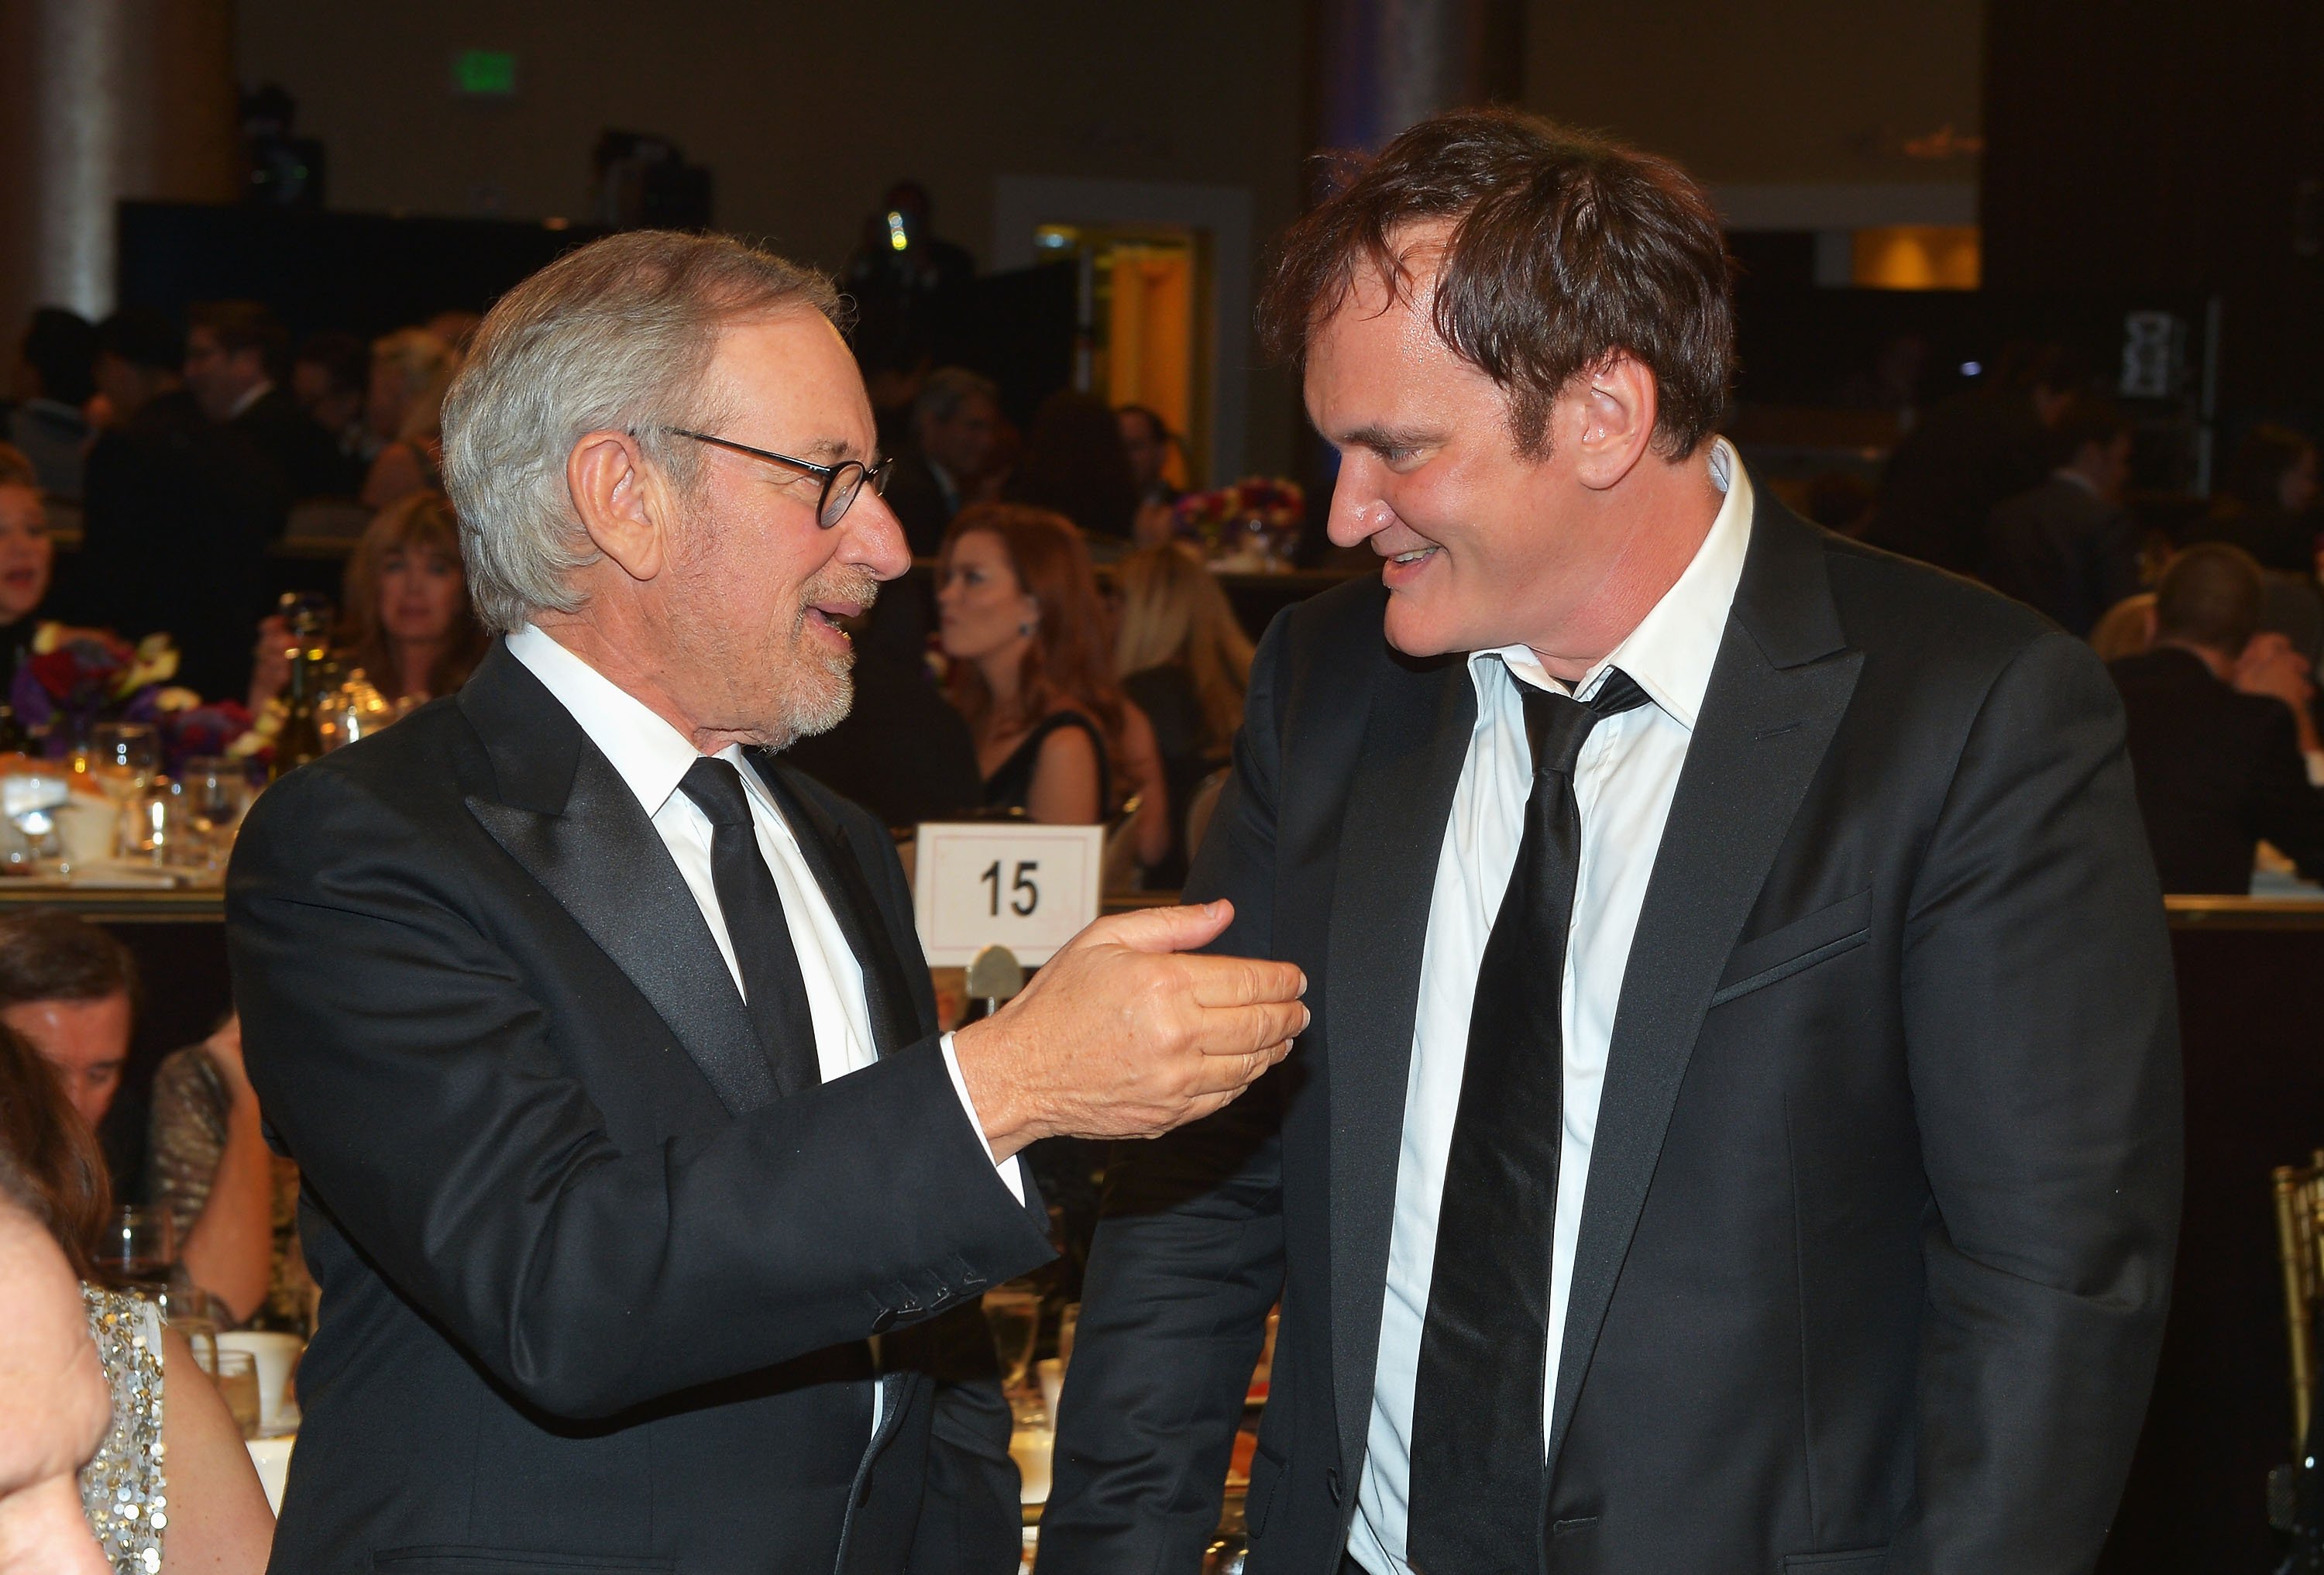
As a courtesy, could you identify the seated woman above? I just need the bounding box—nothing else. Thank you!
[251,490,489,712]
[0,444,56,696]
[359,328,455,512]
[1112,542,1255,886]
[0,1023,273,1572]
[936,503,1167,866]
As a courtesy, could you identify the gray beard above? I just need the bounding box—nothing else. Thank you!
[773,652,854,747]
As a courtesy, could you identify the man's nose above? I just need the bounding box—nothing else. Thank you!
[1326,463,1391,548]
[842,489,912,581]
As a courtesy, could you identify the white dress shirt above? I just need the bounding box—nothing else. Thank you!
[1346,441,1755,1574]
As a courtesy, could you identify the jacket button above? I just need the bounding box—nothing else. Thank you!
[1326,1467,1343,1505]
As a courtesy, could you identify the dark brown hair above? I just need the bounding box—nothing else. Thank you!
[1259,107,1734,460]
[0,910,137,1013]
[187,299,289,375]
[339,490,489,703]
[2154,542,2265,655]
[940,504,1127,796]
[0,1023,113,1280]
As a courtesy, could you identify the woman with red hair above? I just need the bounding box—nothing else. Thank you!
[937,503,1168,866]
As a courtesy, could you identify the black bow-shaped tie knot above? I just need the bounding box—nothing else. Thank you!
[679,756,756,827]
[1522,666,1653,779]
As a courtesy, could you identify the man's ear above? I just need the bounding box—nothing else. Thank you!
[1566,352,1660,492]
[567,430,668,583]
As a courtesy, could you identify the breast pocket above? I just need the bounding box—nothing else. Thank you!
[1710,889,1872,1008]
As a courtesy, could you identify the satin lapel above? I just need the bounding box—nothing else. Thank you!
[748,755,920,1056]
[1325,650,1477,1476]
[1545,497,1863,1470]
[456,647,779,1117]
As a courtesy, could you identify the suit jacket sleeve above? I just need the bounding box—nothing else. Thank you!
[1036,614,1296,1573]
[226,763,1055,1420]
[1889,630,2182,1572]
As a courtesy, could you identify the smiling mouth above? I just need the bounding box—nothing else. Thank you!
[1387,546,1438,565]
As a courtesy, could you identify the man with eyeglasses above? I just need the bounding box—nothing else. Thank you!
[225,230,1307,1574]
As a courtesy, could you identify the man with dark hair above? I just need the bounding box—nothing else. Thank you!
[80,308,277,696]
[6,308,97,500]
[1042,107,2178,1575]
[2111,542,2324,892]
[884,366,1002,556]
[1117,404,1179,504]
[1983,392,2141,636]
[184,299,341,503]
[0,910,139,1130]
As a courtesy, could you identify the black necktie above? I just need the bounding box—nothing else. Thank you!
[1406,666,1652,1573]
[678,756,821,1099]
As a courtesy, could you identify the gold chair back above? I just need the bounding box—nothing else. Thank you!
[2272,1150,2324,1448]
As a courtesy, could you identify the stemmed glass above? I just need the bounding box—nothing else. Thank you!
[87,722,160,861]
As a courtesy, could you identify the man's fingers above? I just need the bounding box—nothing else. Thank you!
[1178,1040,1293,1101]
[1078,899,1236,957]
[1180,951,1307,1009]
[1195,999,1309,1055]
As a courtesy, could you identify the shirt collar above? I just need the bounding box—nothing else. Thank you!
[1470,436,1754,734]
[504,624,777,824]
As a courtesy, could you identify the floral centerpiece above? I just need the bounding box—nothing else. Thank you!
[9,625,261,772]
[1170,476,1307,569]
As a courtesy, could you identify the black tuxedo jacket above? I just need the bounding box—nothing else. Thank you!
[1040,492,2181,1574]
[228,643,1054,1574]
[2110,645,2324,892]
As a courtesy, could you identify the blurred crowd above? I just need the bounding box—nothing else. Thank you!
[1804,342,2324,899]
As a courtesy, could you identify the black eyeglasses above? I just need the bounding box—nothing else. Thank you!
[665,428,894,530]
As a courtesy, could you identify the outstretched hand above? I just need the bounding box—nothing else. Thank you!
[952,900,1307,1160]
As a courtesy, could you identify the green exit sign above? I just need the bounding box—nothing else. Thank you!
[452,50,517,97]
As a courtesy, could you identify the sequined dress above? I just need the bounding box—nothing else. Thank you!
[79,1284,165,1574]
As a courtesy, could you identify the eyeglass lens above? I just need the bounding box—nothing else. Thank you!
[819,463,867,529]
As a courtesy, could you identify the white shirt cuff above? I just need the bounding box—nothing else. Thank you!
[2304,748,2324,789]
[940,1031,1026,1205]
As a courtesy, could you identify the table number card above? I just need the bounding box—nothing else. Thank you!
[912,822,1104,966]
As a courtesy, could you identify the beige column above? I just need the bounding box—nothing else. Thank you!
[0,0,237,338]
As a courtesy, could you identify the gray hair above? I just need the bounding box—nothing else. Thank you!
[913,366,999,428]
[442,230,844,634]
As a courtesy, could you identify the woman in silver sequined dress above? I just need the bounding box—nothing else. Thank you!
[0,1026,274,1572]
